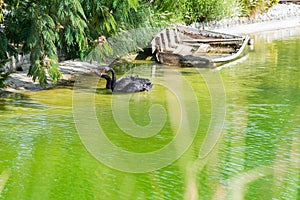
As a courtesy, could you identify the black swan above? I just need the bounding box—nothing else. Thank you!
[92,67,152,93]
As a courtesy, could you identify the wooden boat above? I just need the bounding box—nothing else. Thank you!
[151,24,250,67]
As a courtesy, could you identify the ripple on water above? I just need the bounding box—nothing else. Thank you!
[1,34,300,199]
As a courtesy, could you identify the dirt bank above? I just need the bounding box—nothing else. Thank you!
[2,60,99,92]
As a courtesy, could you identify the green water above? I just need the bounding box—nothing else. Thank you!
[1,28,300,199]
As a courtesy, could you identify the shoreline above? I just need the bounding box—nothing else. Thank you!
[1,3,300,93]
[211,16,300,35]
[195,3,300,35]
[1,60,99,93]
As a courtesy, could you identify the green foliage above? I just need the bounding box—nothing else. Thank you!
[153,0,242,24]
[0,31,14,88]
[1,0,8,88]
[240,0,279,17]
[0,73,9,88]
[0,32,9,63]
[5,0,63,85]
[86,28,160,63]
[56,0,88,60]
[224,0,244,18]
[180,0,226,23]
[81,0,116,43]
[0,0,3,23]
[152,0,278,24]
[3,0,159,86]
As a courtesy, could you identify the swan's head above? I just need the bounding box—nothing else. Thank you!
[91,68,110,78]
[91,68,103,77]
[100,67,114,75]
[100,68,106,75]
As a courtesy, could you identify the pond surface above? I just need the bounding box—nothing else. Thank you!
[1,28,300,200]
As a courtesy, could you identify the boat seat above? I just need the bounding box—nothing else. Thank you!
[193,44,211,54]
[167,28,194,55]
[160,29,176,52]
[152,26,199,56]
[173,45,194,55]
[167,29,180,48]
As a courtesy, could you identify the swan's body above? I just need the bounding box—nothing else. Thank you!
[93,67,152,93]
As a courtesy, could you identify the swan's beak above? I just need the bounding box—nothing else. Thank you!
[100,68,106,75]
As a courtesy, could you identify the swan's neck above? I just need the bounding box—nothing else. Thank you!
[108,68,117,91]
[100,74,112,89]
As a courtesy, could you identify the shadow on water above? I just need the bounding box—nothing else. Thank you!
[95,88,113,95]
[0,91,47,111]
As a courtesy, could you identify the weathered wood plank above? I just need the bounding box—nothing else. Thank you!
[160,29,176,52]
[182,38,244,43]
[166,29,179,48]
[173,45,194,55]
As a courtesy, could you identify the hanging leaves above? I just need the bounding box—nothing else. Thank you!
[2,0,166,86]
[0,32,9,88]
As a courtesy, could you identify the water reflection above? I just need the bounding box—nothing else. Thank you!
[183,28,300,200]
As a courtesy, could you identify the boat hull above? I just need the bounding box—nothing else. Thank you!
[151,24,250,67]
